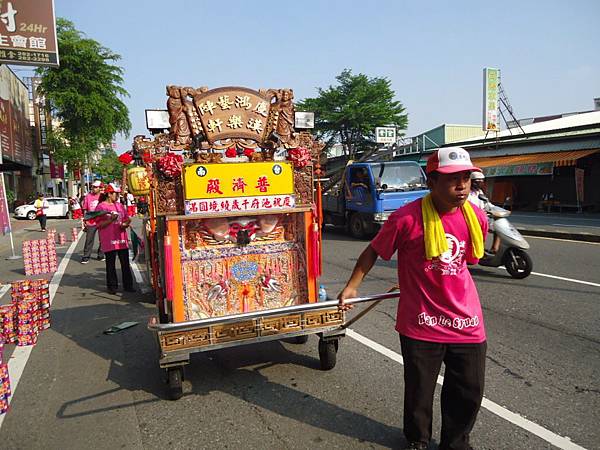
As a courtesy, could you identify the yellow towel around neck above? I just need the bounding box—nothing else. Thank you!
[421,194,484,260]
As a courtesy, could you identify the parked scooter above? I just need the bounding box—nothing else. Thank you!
[478,195,533,279]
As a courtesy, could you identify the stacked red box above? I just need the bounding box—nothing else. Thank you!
[0,306,15,344]
[47,229,57,243]
[31,279,51,330]
[16,296,38,346]
[71,227,79,242]
[58,233,67,245]
[0,344,10,414]
[0,280,51,346]
[22,239,58,276]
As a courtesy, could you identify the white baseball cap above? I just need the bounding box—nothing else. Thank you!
[92,180,103,187]
[426,147,481,174]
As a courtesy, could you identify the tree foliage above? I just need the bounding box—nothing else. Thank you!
[296,69,408,158]
[36,18,131,170]
[93,147,123,182]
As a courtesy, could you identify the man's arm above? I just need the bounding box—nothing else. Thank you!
[337,244,379,309]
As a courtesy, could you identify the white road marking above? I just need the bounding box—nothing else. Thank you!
[530,271,600,288]
[0,232,83,429]
[130,259,150,294]
[495,265,600,287]
[346,329,586,450]
[0,284,10,299]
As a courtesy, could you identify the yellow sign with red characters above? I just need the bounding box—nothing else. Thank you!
[184,162,294,199]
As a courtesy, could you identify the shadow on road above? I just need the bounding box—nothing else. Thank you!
[50,271,406,448]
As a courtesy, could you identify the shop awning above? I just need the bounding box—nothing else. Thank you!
[472,149,599,168]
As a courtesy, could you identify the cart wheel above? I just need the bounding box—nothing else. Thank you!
[293,335,309,344]
[167,367,184,400]
[318,339,338,370]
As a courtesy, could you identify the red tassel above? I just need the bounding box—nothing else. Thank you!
[164,234,174,301]
[310,221,321,278]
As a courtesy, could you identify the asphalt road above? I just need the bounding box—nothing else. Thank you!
[0,223,598,449]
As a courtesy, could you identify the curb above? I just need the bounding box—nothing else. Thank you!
[517,228,600,243]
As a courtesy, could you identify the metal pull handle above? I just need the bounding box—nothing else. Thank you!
[147,291,400,332]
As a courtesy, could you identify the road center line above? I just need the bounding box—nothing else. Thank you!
[346,328,586,450]
[0,232,83,430]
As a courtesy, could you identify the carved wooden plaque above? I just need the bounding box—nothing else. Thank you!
[192,87,274,144]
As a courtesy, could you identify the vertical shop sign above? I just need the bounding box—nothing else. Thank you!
[575,168,584,206]
[483,67,500,131]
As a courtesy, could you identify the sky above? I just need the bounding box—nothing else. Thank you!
[21,0,600,153]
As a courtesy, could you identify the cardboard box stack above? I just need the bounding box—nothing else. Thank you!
[58,233,67,245]
[71,227,79,241]
[22,239,58,276]
[0,280,51,347]
[0,342,10,414]
[0,305,15,344]
[0,279,51,414]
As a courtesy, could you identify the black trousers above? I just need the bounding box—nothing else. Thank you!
[38,214,47,230]
[105,249,133,290]
[400,334,486,450]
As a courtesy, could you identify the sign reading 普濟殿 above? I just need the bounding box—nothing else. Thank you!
[184,162,294,199]
[0,0,59,67]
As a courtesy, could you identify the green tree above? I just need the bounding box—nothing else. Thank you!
[296,69,408,158]
[36,18,131,172]
[93,147,124,182]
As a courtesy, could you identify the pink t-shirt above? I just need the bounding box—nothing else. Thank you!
[82,193,101,226]
[96,201,129,253]
[371,198,489,343]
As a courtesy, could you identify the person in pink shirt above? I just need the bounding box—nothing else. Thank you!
[338,147,488,450]
[96,183,134,295]
[81,180,105,264]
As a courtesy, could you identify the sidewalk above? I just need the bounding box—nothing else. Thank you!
[509,210,600,242]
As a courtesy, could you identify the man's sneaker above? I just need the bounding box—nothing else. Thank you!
[98,255,106,262]
[405,442,428,450]
[124,287,136,293]
[81,258,90,264]
[107,288,117,295]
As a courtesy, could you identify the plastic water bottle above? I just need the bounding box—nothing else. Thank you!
[318,285,327,302]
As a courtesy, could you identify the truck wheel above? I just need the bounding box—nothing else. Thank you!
[166,367,184,400]
[349,214,366,239]
[318,339,338,370]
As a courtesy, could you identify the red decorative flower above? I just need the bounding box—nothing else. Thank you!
[243,148,254,158]
[288,147,311,168]
[142,151,153,164]
[157,152,183,179]
[225,147,237,158]
[118,152,133,165]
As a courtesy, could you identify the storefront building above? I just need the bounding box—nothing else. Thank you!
[0,65,35,206]
[396,112,600,212]
[458,112,600,212]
